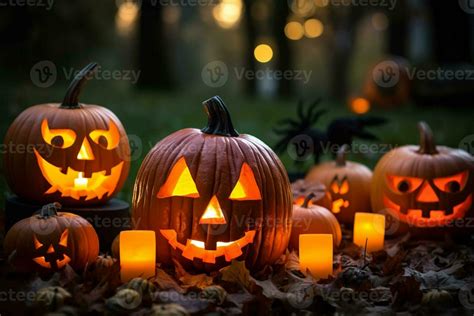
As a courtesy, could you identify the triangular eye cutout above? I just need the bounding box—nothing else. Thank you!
[157,157,200,198]
[229,163,262,201]
[59,229,69,247]
[339,179,349,194]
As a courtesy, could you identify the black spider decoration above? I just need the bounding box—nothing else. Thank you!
[274,99,387,165]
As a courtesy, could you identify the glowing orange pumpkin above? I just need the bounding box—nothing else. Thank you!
[306,145,373,225]
[132,96,292,272]
[371,122,474,231]
[289,194,342,250]
[4,203,99,271]
[3,63,130,206]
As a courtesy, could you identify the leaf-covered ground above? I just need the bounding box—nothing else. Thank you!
[1,229,474,315]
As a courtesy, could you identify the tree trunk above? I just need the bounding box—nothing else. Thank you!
[243,0,257,95]
[138,1,174,89]
[273,0,292,97]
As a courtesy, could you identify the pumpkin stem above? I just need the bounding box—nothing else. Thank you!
[61,62,98,109]
[39,202,62,218]
[417,121,438,155]
[201,96,239,137]
[302,193,315,208]
[336,144,349,166]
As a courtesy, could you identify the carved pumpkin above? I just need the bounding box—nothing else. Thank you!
[291,179,332,210]
[289,194,342,250]
[306,145,373,225]
[371,122,474,231]
[132,96,292,272]
[4,203,99,271]
[3,63,130,206]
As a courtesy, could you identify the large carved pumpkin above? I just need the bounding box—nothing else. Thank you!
[306,145,373,225]
[132,96,292,272]
[371,122,474,232]
[289,194,342,250]
[4,203,99,271]
[3,63,130,206]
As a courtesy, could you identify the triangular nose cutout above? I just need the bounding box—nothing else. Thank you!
[77,138,95,160]
[47,244,55,254]
[200,195,227,225]
[417,182,439,202]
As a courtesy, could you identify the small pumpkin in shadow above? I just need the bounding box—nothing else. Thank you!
[306,145,373,225]
[291,179,332,210]
[289,194,342,250]
[4,202,99,272]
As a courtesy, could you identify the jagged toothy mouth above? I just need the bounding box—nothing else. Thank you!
[160,229,256,264]
[383,194,472,227]
[34,149,123,200]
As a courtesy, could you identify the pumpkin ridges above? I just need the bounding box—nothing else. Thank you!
[4,209,99,271]
[4,103,130,206]
[132,97,292,272]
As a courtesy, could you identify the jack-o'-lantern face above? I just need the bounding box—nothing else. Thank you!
[159,157,260,264]
[371,122,474,231]
[33,229,71,269]
[34,119,125,201]
[3,63,131,206]
[330,175,350,214]
[305,144,373,225]
[132,96,293,272]
[383,171,472,227]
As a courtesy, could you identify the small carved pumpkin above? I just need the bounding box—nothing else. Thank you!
[289,194,342,250]
[132,96,292,272]
[3,63,130,206]
[291,179,332,210]
[371,122,474,232]
[4,203,99,271]
[306,145,373,225]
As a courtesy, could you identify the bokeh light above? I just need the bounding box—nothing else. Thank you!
[254,44,274,63]
[350,97,371,114]
[213,0,243,29]
[115,1,139,36]
[285,21,304,41]
[371,12,389,31]
[304,19,324,38]
[314,0,329,7]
